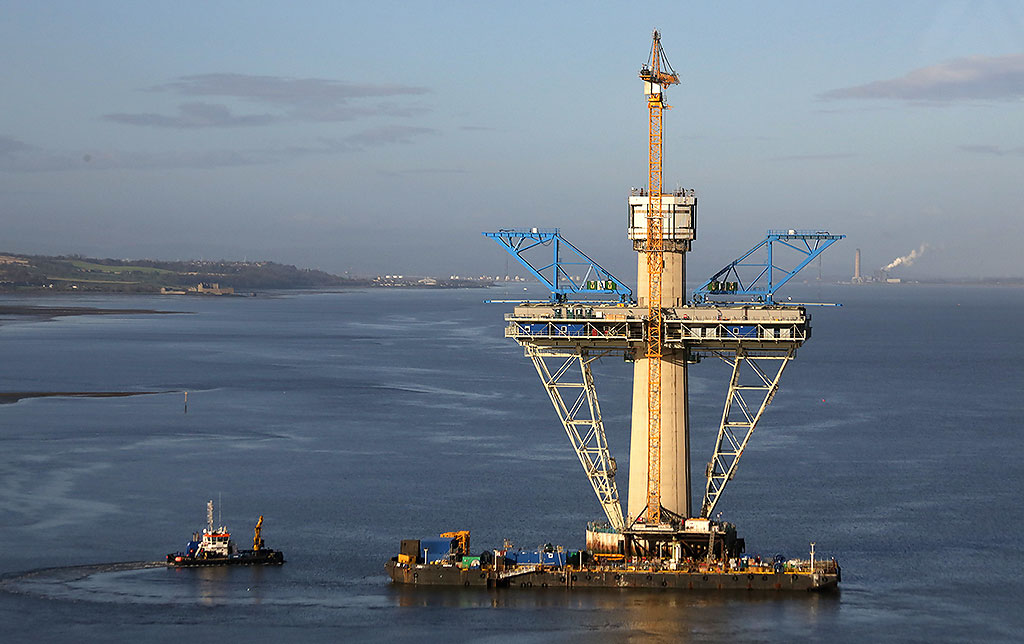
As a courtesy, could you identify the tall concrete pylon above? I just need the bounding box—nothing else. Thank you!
[625,190,697,524]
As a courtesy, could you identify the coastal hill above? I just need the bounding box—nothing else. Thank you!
[0,253,489,294]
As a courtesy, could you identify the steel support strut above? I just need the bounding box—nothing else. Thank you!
[700,346,796,518]
[526,345,625,531]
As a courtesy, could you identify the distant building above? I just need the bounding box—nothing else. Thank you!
[852,249,864,283]
[161,282,234,295]
[193,282,234,295]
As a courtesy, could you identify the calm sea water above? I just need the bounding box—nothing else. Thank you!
[0,284,1021,642]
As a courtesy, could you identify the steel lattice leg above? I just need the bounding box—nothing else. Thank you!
[700,346,795,518]
[526,345,625,532]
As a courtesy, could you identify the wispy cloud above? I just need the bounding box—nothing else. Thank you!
[104,102,278,128]
[6,73,436,170]
[344,125,434,146]
[959,143,1024,156]
[105,73,430,128]
[159,73,427,105]
[0,125,437,173]
[820,54,1024,103]
[0,135,34,155]
[773,153,857,161]
[0,137,273,172]
[0,136,80,171]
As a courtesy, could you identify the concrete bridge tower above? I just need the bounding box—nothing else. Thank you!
[626,188,696,523]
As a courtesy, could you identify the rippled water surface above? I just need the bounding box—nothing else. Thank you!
[1,285,1021,642]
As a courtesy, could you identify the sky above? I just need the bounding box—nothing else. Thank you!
[2,1,1023,280]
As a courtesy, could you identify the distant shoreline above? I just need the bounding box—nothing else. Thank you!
[0,304,176,316]
[0,304,181,328]
[0,251,497,294]
[0,391,174,405]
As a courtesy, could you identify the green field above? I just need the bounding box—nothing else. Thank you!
[46,276,140,284]
[1,253,356,293]
[69,260,176,275]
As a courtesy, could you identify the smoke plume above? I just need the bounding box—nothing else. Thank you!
[882,244,929,272]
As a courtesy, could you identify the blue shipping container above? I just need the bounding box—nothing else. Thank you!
[419,537,455,557]
[510,550,566,566]
[557,324,585,336]
[729,325,758,338]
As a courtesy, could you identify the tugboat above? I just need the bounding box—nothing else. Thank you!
[166,500,285,567]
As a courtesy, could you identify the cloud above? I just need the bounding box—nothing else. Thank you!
[104,102,278,128]
[0,135,34,155]
[820,54,1024,102]
[0,125,437,173]
[344,125,435,146]
[292,102,429,122]
[959,143,1024,156]
[157,73,428,105]
[0,135,81,171]
[0,144,267,172]
[389,167,468,175]
[774,153,856,161]
[0,131,277,171]
[106,73,431,128]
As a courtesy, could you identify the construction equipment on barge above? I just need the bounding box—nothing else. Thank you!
[385,531,839,591]
[388,30,842,593]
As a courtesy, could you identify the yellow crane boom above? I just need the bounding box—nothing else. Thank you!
[253,515,264,551]
[440,530,470,555]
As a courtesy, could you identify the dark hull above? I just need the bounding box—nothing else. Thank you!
[385,560,838,592]
[166,550,285,567]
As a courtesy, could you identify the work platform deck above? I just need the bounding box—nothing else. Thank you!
[505,304,810,352]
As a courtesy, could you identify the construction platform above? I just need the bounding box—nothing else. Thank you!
[504,303,809,353]
[386,31,843,594]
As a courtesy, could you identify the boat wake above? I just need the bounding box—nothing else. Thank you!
[0,561,165,597]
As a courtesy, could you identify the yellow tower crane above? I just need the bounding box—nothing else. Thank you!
[639,30,679,526]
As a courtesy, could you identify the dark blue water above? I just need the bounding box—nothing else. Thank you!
[0,285,1021,642]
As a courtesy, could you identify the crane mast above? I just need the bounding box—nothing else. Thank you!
[640,30,679,526]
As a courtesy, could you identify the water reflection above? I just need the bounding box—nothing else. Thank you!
[164,565,275,606]
[391,584,839,609]
[388,585,840,639]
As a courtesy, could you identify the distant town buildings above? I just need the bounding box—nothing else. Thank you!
[160,282,234,296]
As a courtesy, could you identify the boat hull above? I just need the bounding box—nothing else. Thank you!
[166,549,285,567]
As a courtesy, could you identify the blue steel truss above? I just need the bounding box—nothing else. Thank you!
[692,230,844,305]
[483,229,634,303]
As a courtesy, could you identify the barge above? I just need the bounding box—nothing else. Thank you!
[386,527,839,592]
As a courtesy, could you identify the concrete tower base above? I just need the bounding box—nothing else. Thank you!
[627,250,691,524]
